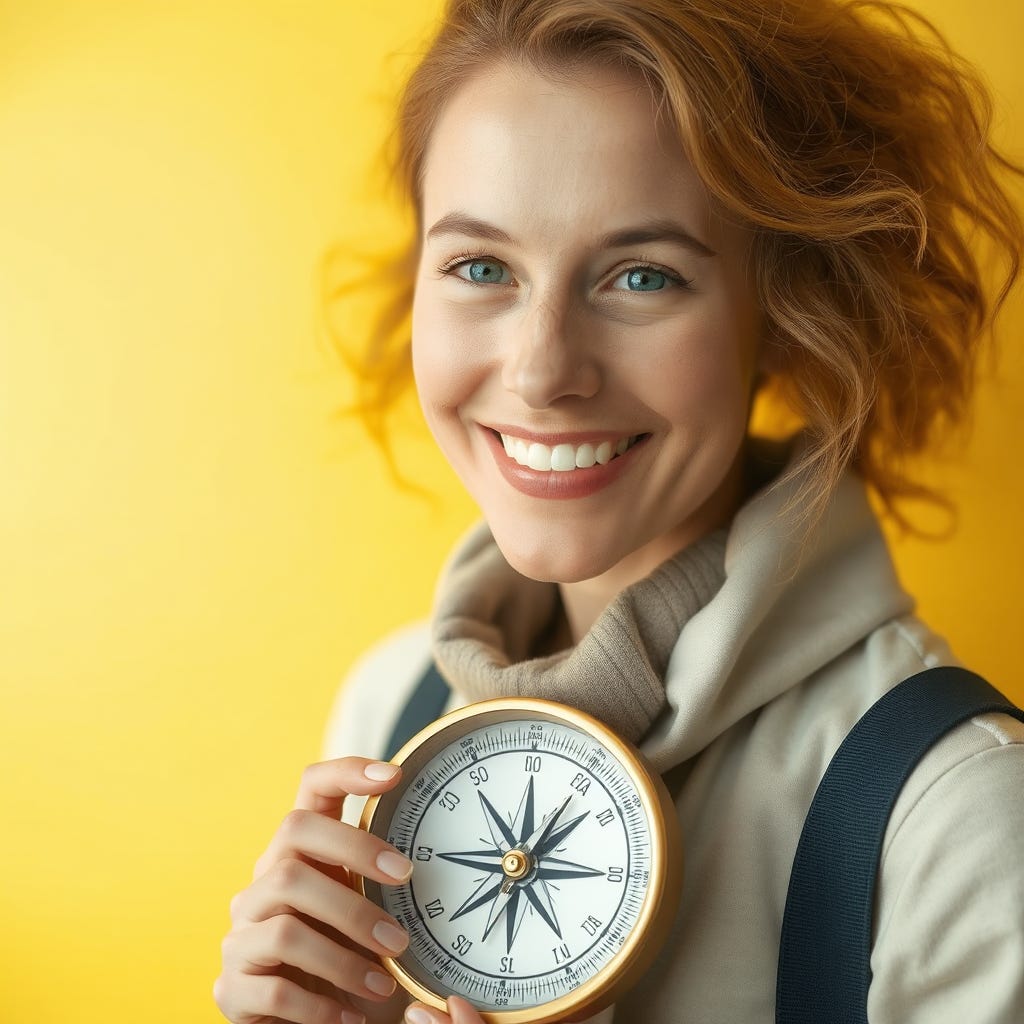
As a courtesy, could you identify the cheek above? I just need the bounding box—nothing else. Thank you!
[412,293,460,405]
[411,291,495,442]
[638,318,757,430]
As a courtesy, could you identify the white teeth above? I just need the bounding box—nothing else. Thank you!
[550,444,577,472]
[499,433,640,472]
[527,443,551,471]
[575,444,596,469]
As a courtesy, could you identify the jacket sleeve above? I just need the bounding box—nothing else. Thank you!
[869,712,1024,1023]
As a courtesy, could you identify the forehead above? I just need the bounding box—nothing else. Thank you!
[419,61,717,243]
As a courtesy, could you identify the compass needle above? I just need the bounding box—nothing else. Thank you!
[524,881,562,939]
[511,776,536,842]
[524,794,573,854]
[478,790,517,850]
[536,856,605,881]
[535,810,590,859]
[437,849,505,873]
[505,888,528,954]
[481,883,515,942]
[450,877,504,922]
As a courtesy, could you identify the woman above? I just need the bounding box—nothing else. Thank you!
[215,2,1024,1022]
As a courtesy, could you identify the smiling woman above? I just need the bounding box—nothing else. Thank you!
[412,62,763,608]
[214,2,1024,1024]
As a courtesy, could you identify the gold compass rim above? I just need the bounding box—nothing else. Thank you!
[355,696,684,1024]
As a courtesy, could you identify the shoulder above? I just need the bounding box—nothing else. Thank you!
[321,621,434,762]
[880,701,1024,880]
[870,703,1024,1022]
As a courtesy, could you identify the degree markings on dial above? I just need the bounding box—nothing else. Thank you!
[387,721,653,999]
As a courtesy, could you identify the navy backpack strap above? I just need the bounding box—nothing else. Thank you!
[383,660,451,761]
[776,666,1024,1024]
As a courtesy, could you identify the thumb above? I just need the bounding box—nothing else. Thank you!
[447,995,487,1024]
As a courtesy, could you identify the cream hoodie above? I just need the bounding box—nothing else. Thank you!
[325,456,1024,1023]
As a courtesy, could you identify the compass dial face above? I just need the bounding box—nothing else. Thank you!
[359,701,679,1021]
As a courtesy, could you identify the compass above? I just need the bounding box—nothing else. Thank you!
[356,698,683,1023]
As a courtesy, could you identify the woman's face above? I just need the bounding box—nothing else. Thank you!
[412,61,763,591]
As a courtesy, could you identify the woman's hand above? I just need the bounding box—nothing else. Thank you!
[403,997,575,1024]
[214,757,415,1024]
[403,996,486,1024]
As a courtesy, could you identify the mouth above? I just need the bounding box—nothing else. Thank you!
[493,430,648,472]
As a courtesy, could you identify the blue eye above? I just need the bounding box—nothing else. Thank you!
[456,259,509,285]
[617,267,670,292]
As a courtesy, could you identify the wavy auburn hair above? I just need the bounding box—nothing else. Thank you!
[327,0,1023,525]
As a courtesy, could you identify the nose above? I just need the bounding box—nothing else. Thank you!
[500,297,600,408]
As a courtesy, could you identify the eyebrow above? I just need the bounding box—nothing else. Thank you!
[598,221,718,259]
[424,212,718,259]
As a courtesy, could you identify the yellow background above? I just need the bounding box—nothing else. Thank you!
[0,2,1020,1021]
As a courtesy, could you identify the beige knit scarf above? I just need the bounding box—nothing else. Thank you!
[431,525,727,743]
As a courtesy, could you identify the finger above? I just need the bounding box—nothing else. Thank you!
[447,996,488,1024]
[294,758,402,819]
[254,809,414,886]
[404,1002,451,1024]
[213,968,352,1024]
[403,996,488,1024]
[223,915,399,1004]
[232,857,410,959]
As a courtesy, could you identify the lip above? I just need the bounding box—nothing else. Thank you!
[481,426,649,500]
[484,423,637,447]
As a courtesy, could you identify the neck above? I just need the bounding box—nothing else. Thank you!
[558,552,665,644]
[558,539,706,644]
[557,448,751,643]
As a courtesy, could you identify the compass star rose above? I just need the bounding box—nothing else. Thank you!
[436,777,604,953]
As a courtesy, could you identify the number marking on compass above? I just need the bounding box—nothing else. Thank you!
[381,720,656,1005]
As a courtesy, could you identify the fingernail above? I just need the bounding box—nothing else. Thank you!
[365,969,397,997]
[376,849,414,881]
[372,919,409,954]
[405,1008,433,1024]
[364,761,400,782]
[342,1012,365,1024]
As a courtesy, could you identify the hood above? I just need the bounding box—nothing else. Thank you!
[430,437,914,774]
[643,446,913,771]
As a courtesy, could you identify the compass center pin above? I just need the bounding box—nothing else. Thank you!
[501,849,532,880]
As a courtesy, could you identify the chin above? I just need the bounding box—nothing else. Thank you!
[488,526,625,586]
